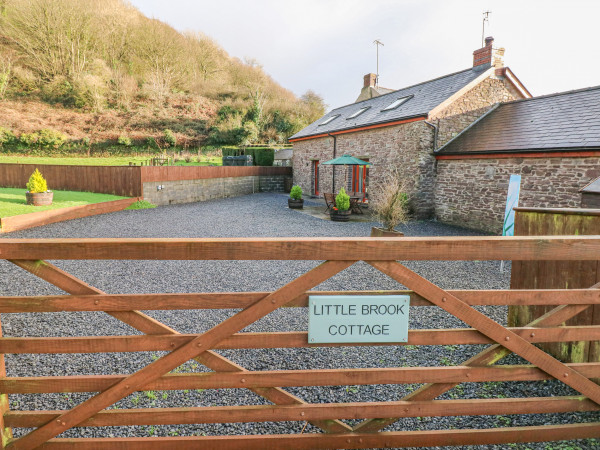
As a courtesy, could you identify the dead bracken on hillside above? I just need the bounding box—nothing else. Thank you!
[0,0,325,149]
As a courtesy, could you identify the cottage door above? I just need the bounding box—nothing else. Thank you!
[312,160,320,196]
[351,160,369,198]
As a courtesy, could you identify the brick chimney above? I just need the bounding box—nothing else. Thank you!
[473,36,504,70]
[363,73,377,88]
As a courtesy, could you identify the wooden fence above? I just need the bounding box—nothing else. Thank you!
[140,165,291,183]
[0,164,143,197]
[0,236,599,448]
[509,207,600,363]
[0,164,291,198]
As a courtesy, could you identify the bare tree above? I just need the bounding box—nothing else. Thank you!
[183,32,224,82]
[300,90,326,123]
[133,19,186,102]
[0,0,96,79]
[0,50,16,98]
[95,0,139,71]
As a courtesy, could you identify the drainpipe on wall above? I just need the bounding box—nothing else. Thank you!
[424,121,439,175]
[424,121,438,150]
[328,133,337,192]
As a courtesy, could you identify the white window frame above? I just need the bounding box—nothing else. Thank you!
[319,114,340,126]
[347,106,370,119]
[381,96,412,111]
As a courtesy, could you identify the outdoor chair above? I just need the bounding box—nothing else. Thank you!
[348,191,365,214]
[323,193,336,212]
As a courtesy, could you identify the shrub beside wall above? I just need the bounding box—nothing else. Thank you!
[221,147,274,166]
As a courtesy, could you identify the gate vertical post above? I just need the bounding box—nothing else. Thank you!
[0,315,12,448]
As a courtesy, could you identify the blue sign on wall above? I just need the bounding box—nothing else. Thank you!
[503,174,521,236]
[308,295,410,343]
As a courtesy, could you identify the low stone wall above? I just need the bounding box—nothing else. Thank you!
[434,155,600,233]
[143,175,287,206]
[258,175,286,192]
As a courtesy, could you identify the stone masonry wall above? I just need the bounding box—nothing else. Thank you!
[435,156,600,233]
[292,75,524,219]
[258,174,286,192]
[292,122,436,217]
[432,77,524,147]
[291,135,335,196]
[143,175,286,206]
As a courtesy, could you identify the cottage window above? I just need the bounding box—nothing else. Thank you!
[382,96,411,111]
[347,106,370,119]
[319,115,340,126]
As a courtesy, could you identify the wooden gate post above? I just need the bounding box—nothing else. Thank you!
[0,315,13,448]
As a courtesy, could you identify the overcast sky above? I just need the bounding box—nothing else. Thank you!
[129,0,600,111]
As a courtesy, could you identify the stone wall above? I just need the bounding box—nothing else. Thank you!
[292,121,436,217]
[435,156,600,233]
[143,175,287,206]
[432,77,524,147]
[258,174,287,192]
[292,75,524,219]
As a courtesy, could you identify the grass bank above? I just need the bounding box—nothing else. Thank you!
[0,187,127,218]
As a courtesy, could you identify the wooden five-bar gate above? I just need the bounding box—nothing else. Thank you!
[0,236,599,449]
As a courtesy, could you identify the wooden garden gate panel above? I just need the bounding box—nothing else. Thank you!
[0,237,599,449]
[509,207,600,363]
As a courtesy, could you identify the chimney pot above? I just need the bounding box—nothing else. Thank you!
[473,37,503,69]
[363,73,377,88]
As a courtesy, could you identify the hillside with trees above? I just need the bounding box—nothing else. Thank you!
[0,0,325,154]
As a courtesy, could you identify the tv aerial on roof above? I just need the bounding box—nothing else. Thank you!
[373,39,384,87]
[482,11,491,47]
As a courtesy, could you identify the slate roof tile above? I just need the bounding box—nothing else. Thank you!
[290,67,485,140]
[437,86,600,154]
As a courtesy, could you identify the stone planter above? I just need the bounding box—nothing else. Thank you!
[330,209,351,222]
[26,191,53,206]
[288,198,304,209]
[370,226,404,237]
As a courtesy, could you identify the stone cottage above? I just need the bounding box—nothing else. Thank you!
[434,86,600,232]
[289,37,530,217]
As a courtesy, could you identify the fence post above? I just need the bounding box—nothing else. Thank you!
[0,316,12,448]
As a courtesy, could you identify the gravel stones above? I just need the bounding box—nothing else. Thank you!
[0,193,597,449]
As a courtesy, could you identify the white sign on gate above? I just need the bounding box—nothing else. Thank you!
[308,295,409,344]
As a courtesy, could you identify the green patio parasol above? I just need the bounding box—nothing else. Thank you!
[321,154,370,166]
[321,154,370,193]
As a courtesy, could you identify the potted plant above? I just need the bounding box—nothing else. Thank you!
[288,185,304,209]
[25,169,53,206]
[370,168,410,236]
[330,188,351,222]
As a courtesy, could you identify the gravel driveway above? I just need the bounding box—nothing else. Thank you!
[0,193,597,449]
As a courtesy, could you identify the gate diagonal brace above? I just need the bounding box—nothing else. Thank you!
[7,259,354,449]
[354,261,600,433]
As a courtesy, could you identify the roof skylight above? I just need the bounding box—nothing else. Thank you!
[347,106,370,119]
[382,96,411,111]
[319,114,340,126]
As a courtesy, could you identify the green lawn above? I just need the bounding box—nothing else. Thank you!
[0,155,222,166]
[0,188,127,218]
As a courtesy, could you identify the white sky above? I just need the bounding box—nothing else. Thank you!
[129,0,600,111]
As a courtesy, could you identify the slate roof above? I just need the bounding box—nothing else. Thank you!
[289,67,486,140]
[437,86,600,154]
